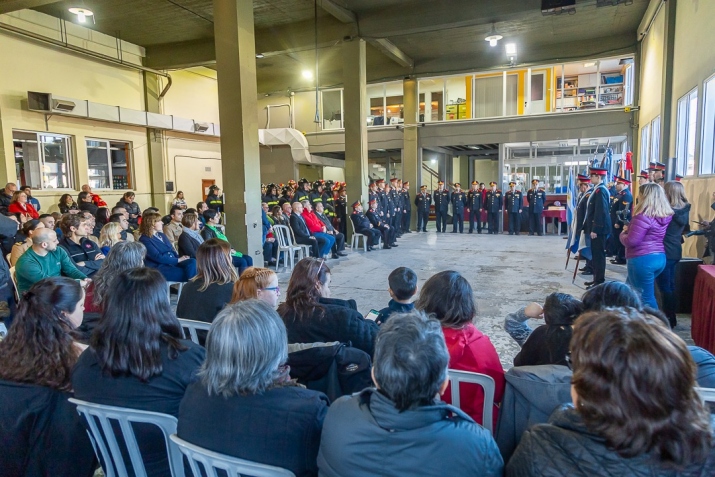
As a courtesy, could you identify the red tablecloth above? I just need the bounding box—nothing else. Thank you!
[542,209,567,221]
[692,265,715,354]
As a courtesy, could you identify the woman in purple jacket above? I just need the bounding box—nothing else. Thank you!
[619,183,673,308]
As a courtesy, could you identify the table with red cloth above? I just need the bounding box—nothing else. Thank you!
[692,265,715,354]
[541,209,567,235]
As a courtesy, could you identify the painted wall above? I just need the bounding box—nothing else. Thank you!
[474,158,499,184]
[637,4,665,171]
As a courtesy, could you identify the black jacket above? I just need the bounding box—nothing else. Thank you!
[350,212,372,232]
[177,230,201,258]
[585,183,611,236]
[78,201,98,216]
[290,213,312,239]
[663,204,691,260]
[58,236,103,276]
[506,405,715,477]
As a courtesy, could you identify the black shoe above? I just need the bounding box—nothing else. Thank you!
[579,266,588,272]
[580,270,593,276]
[610,259,626,265]
[337,251,348,257]
[331,253,339,259]
[529,233,534,236]
[391,243,398,247]
[586,281,604,289]
[366,247,372,252]
[383,245,391,249]
[422,229,427,232]
[584,280,595,286]
[405,230,412,234]
[478,231,482,234]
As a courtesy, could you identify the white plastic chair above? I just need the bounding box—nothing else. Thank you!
[447,369,496,434]
[68,398,184,477]
[272,225,304,270]
[170,434,295,477]
[349,219,367,252]
[178,317,211,345]
[696,387,715,404]
[166,281,184,300]
[8,266,19,301]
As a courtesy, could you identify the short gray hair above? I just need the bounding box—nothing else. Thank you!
[200,299,288,397]
[373,311,449,411]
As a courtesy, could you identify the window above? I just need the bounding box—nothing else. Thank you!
[13,131,73,189]
[675,88,698,176]
[701,74,715,175]
[640,123,650,170]
[86,139,133,189]
[321,89,342,130]
[650,116,661,164]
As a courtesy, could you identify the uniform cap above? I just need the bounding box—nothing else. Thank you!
[639,170,649,179]
[376,179,385,184]
[489,181,497,186]
[509,181,516,186]
[648,161,666,171]
[351,200,361,209]
[531,179,539,184]
[403,181,410,186]
[577,174,590,182]
[438,180,444,185]
[369,199,377,205]
[420,185,427,189]
[390,178,398,182]
[675,174,684,182]
[589,168,608,176]
[453,182,461,187]
[471,180,478,185]
[615,176,631,185]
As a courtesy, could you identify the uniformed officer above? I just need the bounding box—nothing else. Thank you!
[638,170,649,186]
[414,185,432,232]
[389,178,402,235]
[527,179,547,236]
[484,181,502,234]
[610,175,633,265]
[505,181,524,235]
[450,183,467,233]
[335,186,348,236]
[649,161,666,185]
[296,178,311,203]
[466,181,483,234]
[384,182,398,241]
[262,183,280,209]
[401,181,412,233]
[575,174,593,275]
[368,181,380,216]
[350,201,381,251]
[322,181,336,219]
[366,199,396,249]
[376,179,389,219]
[309,181,325,209]
[433,181,451,233]
[584,168,612,289]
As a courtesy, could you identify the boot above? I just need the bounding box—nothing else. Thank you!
[661,291,678,328]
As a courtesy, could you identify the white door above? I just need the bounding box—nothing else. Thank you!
[530,70,547,114]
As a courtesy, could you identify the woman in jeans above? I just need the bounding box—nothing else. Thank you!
[655,181,691,327]
[619,183,673,308]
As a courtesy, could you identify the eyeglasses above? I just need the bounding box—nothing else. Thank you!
[260,286,280,294]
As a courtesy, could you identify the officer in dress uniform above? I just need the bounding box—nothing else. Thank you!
[505,181,524,235]
[389,178,402,236]
[527,179,547,236]
[467,181,483,234]
[376,179,389,219]
[384,182,398,241]
[433,181,450,233]
[575,174,594,276]
[366,199,396,249]
[401,181,412,233]
[610,175,633,265]
[648,161,666,186]
[350,201,381,251]
[450,183,467,233]
[584,168,612,289]
[485,181,502,234]
[414,185,431,232]
[638,170,649,186]
[368,181,380,216]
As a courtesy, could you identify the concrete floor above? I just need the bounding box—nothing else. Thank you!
[274,224,693,370]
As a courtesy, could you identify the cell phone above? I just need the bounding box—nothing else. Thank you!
[364,309,380,321]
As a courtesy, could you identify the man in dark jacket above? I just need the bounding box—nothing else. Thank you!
[485,182,502,234]
[451,183,467,233]
[350,201,381,251]
[0,183,16,211]
[400,181,412,234]
[527,179,547,236]
[77,191,98,217]
[58,214,105,277]
[505,181,523,235]
[365,199,395,249]
[433,181,450,233]
[467,181,483,234]
[289,201,320,258]
[575,175,594,275]
[206,185,224,213]
[414,185,431,232]
[609,176,633,265]
[584,168,611,289]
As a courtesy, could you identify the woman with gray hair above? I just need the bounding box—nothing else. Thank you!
[317,311,503,476]
[177,299,329,477]
[84,240,146,313]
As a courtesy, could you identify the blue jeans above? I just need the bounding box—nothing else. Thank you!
[313,232,335,257]
[655,258,679,293]
[627,253,666,309]
[232,254,253,274]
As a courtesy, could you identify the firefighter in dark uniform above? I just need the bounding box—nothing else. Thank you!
[206,185,224,213]
[467,181,483,234]
[401,181,412,233]
[262,183,280,210]
[322,180,336,220]
[527,179,546,236]
[350,201,381,251]
[485,181,502,234]
[505,181,524,235]
[433,181,450,233]
[278,185,294,207]
[309,181,325,210]
[575,174,593,275]
[414,185,431,232]
[610,175,633,265]
[584,168,612,289]
[334,186,348,236]
[366,200,396,249]
[296,178,311,203]
[451,183,467,233]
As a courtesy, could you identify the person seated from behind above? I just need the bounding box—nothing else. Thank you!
[72,268,205,477]
[9,219,44,266]
[230,266,280,309]
[504,292,583,367]
[93,206,110,237]
[99,222,123,256]
[178,300,328,477]
[176,238,238,324]
[84,241,145,315]
[318,311,504,477]
[506,308,715,476]
[76,191,97,216]
[163,205,184,250]
[177,212,203,259]
[108,212,134,242]
[201,209,253,274]
[0,277,97,476]
[375,266,417,325]
[139,211,197,282]
[58,214,105,277]
[50,211,63,238]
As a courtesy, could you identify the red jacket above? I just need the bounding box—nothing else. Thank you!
[8,202,39,219]
[442,324,506,426]
[302,210,325,234]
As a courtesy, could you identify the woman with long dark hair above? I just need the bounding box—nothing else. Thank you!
[72,267,205,477]
[58,193,79,214]
[0,277,96,476]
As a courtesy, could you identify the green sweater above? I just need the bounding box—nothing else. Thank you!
[15,247,87,295]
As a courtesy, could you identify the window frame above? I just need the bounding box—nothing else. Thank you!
[650,115,661,164]
[85,137,134,191]
[700,72,715,176]
[675,88,698,177]
[12,129,75,190]
[640,122,650,171]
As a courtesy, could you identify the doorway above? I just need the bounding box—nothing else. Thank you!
[530,70,548,114]
[202,179,215,201]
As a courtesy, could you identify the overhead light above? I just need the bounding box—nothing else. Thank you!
[376,148,386,152]
[484,24,503,47]
[431,159,436,164]
[68,7,93,23]
[302,70,313,80]
[584,62,596,67]
[256,53,265,59]
[505,43,517,56]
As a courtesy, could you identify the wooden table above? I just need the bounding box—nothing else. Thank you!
[692,265,715,353]
[542,209,567,235]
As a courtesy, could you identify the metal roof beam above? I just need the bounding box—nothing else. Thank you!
[369,38,413,69]
[317,0,356,24]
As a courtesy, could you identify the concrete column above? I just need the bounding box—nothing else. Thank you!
[143,72,172,213]
[0,108,11,185]
[213,0,263,263]
[403,77,419,230]
[498,143,506,233]
[659,0,677,175]
[343,39,369,229]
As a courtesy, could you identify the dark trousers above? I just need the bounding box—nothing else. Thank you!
[378,226,395,245]
[417,210,429,231]
[468,209,482,233]
[591,234,607,284]
[391,213,401,234]
[487,211,499,234]
[156,258,197,282]
[508,212,521,235]
[357,228,381,246]
[295,236,320,257]
[231,254,253,275]
[655,258,679,325]
[262,240,277,263]
[330,232,345,253]
[612,228,625,260]
[452,212,464,232]
[529,213,542,235]
[401,209,411,232]
[435,208,448,232]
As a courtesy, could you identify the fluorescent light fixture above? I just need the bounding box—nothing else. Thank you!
[68,7,93,23]
[376,148,386,152]
[484,24,503,47]
[431,159,437,164]
[302,70,313,80]
[584,62,596,67]
[256,53,265,59]
[505,43,517,56]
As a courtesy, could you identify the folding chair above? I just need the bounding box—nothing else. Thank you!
[166,281,184,301]
[447,369,496,434]
[696,387,715,404]
[68,398,184,477]
[170,434,295,477]
[349,220,367,252]
[8,266,19,301]
[272,225,305,271]
[178,317,211,345]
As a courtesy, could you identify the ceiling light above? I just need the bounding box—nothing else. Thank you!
[302,70,313,80]
[256,53,265,59]
[431,159,436,164]
[484,24,503,47]
[584,62,596,67]
[505,43,517,56]
[68,7,93,23]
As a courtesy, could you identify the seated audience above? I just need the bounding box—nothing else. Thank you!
[9,219,44,266]
[172,191,187,210]
[350,201,381,251]
[201,209,253,274]
[271,205,289,226]
[290,201,321,258]
[261,206,277,265]
[416,270,505,426]
[278,258,378,356]
[178,300,328,477]
[78,210,99,244]
[231,266,280,309]
[94,206,110,237]
[0,277,96,476]
[38,213,55,231]
[77,191,98,216]
[504,292,583,367]
[176,238,238,324]
[375,266,417,325]
[81,184,107,208]
[139,211,196,282]
[506,308,715,476]
[58,214,105,277]
[8,190,39,220]
[301,201,336,258]
[20,185,41,212]
[177,212,203,258]
[85,241,146,314]
[163,205,184,249]
[15,228,87,295]
[109,211,134,242]
[318,311,503,477]
[72,268,205,477]
[99,221,123,255]
[315,202,347,258]
[196,201,208,227]
[116,191,141,229]
[58,193,79,214]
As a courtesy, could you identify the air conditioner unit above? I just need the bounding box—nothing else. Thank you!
[193,122,210,133]
[541,0,576,15]
[52,99,76,112]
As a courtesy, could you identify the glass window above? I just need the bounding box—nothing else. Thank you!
[640,123,650,171]
[385,82,403,125]
[650,116,661,164]
[701,74,715,175]
[474,75,503,118]
[321,89,342,130]
[13,131,73,189]
[366,84,385,126]
[445,76,469,120]
[86,139,133,190]
[676,88,697,176]
[418,78,444,122]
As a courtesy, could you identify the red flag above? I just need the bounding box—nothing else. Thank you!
[625,151,634,173]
